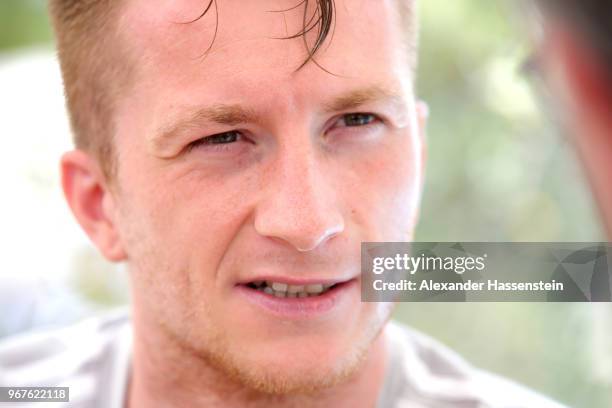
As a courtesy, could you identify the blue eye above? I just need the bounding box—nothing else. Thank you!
[341,113,377,127]
[188,131,242,151]
[202,131,240,144]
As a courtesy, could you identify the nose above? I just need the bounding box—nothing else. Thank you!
[254,145,345,252]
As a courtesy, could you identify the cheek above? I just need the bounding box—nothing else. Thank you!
[115,170,257,322]
[342,130,422,240]
[117,163,258,274]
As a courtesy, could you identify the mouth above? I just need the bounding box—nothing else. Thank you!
[244,280,340,298]
[235,277,358,318]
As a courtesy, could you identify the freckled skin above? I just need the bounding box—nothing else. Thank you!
[66,0,425,406]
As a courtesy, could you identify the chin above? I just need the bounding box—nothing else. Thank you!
[166,301,393,396]
[213,318,385,396]
[231,338,371,395]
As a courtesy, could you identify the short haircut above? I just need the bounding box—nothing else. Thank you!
[538,0,612,77]
[49,0,133,180]
[49,0,417,180]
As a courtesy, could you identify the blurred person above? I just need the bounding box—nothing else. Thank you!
[0,1,565,407]
[530,0,612,236]
[530,0,612,395]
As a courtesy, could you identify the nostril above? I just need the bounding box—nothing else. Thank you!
[253,194,345,253]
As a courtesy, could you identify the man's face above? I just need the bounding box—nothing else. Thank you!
[109,0,422,393]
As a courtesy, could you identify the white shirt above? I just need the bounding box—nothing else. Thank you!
[0,309,566,408]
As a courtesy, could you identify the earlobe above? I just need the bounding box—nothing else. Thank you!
[61,150,127,262]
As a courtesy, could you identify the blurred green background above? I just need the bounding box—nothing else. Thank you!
[0,0,50,50]
[1,0,610,407]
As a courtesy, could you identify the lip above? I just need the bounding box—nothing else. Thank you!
[234,278,358,319]
[235,275,353,286]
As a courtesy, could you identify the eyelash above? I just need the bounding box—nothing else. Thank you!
[335,112,380,128]
[186,112,381,152]
[186,130,244,152]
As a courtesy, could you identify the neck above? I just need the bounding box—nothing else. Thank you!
[126,315,389,408]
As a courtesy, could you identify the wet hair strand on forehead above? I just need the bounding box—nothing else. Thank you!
[184,0,337,71]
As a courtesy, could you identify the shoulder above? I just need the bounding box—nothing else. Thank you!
[0,308,131,408]
[381,320,568,408]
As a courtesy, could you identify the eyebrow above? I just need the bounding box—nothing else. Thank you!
[159,104,256,137]
[153,85,405,149]
[153,104,258,151]
[323,86,405,113]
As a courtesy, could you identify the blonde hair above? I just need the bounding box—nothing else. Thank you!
[49,0,132,179]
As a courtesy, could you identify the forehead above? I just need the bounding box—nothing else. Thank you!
[116,0,414,122]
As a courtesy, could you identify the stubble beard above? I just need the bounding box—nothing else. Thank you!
[158,304,393,399]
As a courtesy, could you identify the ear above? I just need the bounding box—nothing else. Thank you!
[546,24,612,237]
[548,24,612,121]
[61,150,127,262]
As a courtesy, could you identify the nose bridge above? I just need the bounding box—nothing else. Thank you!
[280,140,321,202]
[254,136,344,252]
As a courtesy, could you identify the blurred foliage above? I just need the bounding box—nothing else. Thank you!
[0,0,51,51]
[70,247,130,307]
[414,0,603,241]
[1,0,610,407]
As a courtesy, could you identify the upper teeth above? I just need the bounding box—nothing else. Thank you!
[254,281,334,298]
